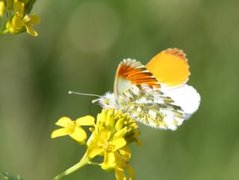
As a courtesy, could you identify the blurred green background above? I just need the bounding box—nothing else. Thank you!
[1,0,239,179]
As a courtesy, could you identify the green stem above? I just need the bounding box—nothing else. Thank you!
[53,153,90,180]
[88,161,100,166]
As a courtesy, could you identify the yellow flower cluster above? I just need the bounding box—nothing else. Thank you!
[51,109,140,180]
[0,0,39,36]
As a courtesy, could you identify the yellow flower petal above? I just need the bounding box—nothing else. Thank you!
[76,115,95,126]
[87,147,104,159]
[115,167,126,180]
[69,127,87,144]
[101,152,116,170]
[55,117,73,127]
[25,24,38,36]
[12,15,24,30]
[111,138,126,151]
[5,21,14,33]
[28,14,40,24]
[119,146,131,160]
[105,109,115,127]
[100,129,111,141]
[96,109,106,124]
[86,131,98,147]
[114,128,127,138]
[115,117,124,131]
[51,128,69,138]
[0,1,6,17]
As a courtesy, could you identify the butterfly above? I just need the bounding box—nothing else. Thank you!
[96,48,200,130]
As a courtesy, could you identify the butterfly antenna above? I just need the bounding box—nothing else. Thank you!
[68,91,101,98]
[68,91,101,105]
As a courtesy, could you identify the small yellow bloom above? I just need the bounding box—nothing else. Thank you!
[102,146,135,180]
[4,0,40,36]
[51,115,95,144]
[0,0,6,17]
[23,14,40,36]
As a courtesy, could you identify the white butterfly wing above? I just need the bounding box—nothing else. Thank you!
[117,84,184,130]
[162,84,201,120]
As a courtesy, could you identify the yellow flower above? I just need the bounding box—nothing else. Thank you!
[52,109,139,180]
[86,109,139,158]
[0,0,5,17]
[5,0,40,36]
[51,116,95,144]
[86,109,139,180]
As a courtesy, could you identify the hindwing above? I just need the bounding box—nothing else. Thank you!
[117,84,184,130]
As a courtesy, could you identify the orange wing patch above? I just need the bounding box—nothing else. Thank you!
[114,59,160,96]
[146,48,190,87]
[116,59,160,87]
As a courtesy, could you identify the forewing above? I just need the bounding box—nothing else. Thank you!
[114,58,160,97]
[117,84,185,130]
[146,48,190,87]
